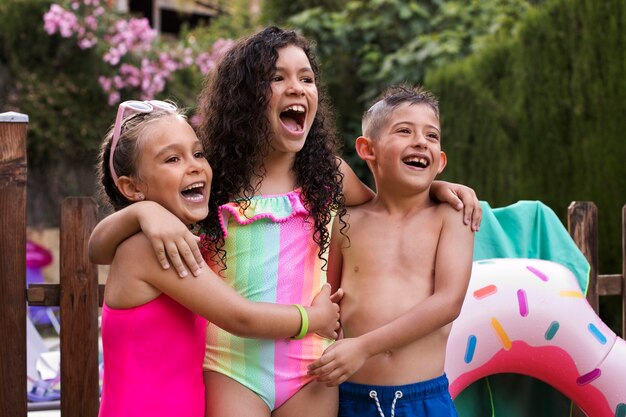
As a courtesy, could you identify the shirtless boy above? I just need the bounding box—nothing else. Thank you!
[308,85,474,417]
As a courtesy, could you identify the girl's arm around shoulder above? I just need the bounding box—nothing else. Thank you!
[338,156,482,229]
[129,233,340,340]
[89,202,147,265]
[430,180,482,232]
[338,157,374,207]
[89,201,205,277]
[327,215,345,294]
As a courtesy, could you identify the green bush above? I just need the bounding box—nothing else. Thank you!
[427,0,626,290]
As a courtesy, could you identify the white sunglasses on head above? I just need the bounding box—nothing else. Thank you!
[109,100,177,184]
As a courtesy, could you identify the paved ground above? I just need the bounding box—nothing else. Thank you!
[29,411,60,417]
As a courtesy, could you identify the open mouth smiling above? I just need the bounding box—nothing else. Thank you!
[279,105,306,133]
[181,182,206,202]
[402,156,430,169]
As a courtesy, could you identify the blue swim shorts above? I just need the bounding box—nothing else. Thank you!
[339,374,458,417]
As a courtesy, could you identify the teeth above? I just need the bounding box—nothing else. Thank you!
[404,157,428,165]
[183,182,204,191]
[285,105,305,113]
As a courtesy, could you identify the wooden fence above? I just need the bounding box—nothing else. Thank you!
[0,113,624,416]
[0,112,102,417]
[568,202,626,336]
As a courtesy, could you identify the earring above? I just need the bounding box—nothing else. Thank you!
[137,193,145,201]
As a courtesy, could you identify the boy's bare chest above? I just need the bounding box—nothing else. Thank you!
[343,213,441,276]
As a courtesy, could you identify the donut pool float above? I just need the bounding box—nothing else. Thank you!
[445,258,626,417]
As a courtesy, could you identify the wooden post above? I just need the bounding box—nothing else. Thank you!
[567,202,601,417]
[568,202,599,313]
[622,204,626,338]
[59,197,99,417]
[0,112,28,417]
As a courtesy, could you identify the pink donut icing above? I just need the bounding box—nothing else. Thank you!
[445,258,626,417]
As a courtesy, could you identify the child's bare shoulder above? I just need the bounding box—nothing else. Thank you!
[118,231,149,251]
[345,200,384,222]
[434,199,463,218]
[116,232,159,270]
[433,201,471,237]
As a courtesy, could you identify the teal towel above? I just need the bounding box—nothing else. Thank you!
[474,200,589,292]
[454,201,590,417]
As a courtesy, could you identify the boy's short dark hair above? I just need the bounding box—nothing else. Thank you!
[362,85,439,140]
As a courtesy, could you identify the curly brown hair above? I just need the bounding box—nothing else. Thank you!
[197,26,346,267]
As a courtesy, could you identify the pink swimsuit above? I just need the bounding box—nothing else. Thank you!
[99,293,207,417]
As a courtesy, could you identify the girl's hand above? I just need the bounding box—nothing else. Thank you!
[307,284,341,340]
[307,337,368,386]
[138,202,206,277]
[430,180,482,231]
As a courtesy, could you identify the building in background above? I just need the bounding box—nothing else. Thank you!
[112,0,223,35]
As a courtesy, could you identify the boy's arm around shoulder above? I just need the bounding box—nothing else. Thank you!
[124,232,340,340]
[309,204,474,385]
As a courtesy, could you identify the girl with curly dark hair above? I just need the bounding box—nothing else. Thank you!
[88,26,481,417]
[93,100,340,417]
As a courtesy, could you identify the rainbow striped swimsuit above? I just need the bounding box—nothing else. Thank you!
[203,189,331,410]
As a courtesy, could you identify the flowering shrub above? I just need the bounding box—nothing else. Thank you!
[43,0,233,105]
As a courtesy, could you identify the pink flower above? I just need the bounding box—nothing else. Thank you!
[78,36,97,49]
[43,1,235,107]
[98,76,112,91]
[108,91,120,106]
[84,15,98,31]
[43,4,78,37]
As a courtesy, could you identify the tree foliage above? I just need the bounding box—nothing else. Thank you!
[426,0,625,282]
[286,0,540,177]
[260,0,343,25]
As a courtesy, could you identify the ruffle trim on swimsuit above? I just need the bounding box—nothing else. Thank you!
[218,189,309,238]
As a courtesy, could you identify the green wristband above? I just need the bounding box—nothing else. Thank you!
[291,304,308,340]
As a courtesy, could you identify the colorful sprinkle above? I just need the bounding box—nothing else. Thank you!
[588,323,607,344]
[526,265,549,281]
[474,285,498,300]
[476,260,496,264]
[576,368,601,385]
[545,321,560,340]
[491,318,512,350]
[464,335,477,364]
[517,289,528,317]
[615,403,626,417]
[559,290,584,298]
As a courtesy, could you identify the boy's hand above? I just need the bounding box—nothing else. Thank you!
[308,284,341,340]
[138,202,206,278]
[307,337,368,386]
[430,180,482,232]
